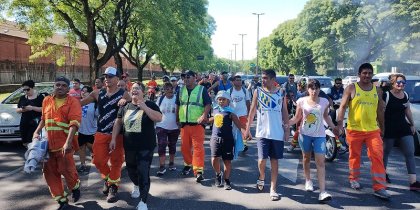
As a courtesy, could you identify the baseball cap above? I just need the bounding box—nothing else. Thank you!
[170,77,177,81]
[103,67,119,77]
[215,90,231,101]
[185,70,196,77]
[221,71,228,75]
[55,76,70,86]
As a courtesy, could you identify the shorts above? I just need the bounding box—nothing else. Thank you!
[257,138,284,159]
[210,137,234,160]
[78,133,94,146]
[298,134,326,154]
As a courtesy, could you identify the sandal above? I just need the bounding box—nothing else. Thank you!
[256,179,264,191]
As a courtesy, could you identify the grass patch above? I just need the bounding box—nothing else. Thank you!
[0,93,10,101]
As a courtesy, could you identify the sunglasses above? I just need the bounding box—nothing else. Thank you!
[396,80,406,85]
[23,88,30,92]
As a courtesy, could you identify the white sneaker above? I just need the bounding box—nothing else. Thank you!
[131,185,140,198]
[305,180,314,192]
[137,201,148,210]
[319,191,332,202]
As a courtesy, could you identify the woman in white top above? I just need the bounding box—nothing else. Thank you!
[155,83,180,176]
[289,79,336,203]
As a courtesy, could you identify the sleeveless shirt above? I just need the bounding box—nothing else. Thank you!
[256,87,284,140]
[97,88,125,134]
[347,83,379,131]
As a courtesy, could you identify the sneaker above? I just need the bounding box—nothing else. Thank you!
[215,172,223,187]
[243,145,249,152]
[386,174,391,184]
[350,180,361,190]
[196,172,204,183]
[131,185,140,198]
[305,180,314,192]
[270,190,280,201]
[71,187,81,203]
[168,163,176,171]
[106,184,118,203]
[156,166,166,176]
[57,200,68,210]
[409,181,420,191]
[77,165,86,173]
[137,201,148,210]
[181,166,191,175]
[224,179,232,190]
[102,181,110,195]
[373,189,391,200]
[318,191,332,203]
[256,179,264,191]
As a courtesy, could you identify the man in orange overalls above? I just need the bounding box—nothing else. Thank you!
[335,63,390,200]
[33,76,82,209]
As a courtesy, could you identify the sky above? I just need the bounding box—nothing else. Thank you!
[208,0,309,61]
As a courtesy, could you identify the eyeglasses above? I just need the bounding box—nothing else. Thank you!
[23,88,30,92]
[235,79,242,82]
[396,80,406,85]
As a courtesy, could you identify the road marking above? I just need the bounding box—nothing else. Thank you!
[0,166,23,179]
[86,165,101,187]
[265,158,299,183]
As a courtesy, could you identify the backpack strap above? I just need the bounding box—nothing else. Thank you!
[158,95,165,106]
[385,91,390,107]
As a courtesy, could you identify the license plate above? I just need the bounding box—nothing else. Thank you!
[0,129,13,134]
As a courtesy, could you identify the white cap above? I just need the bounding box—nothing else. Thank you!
[103,67,118,77]
[170,77,177,81]
[215,90,231,101]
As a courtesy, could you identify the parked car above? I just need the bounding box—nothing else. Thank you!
[299,76,333,93]
[0,82,53,142]
[276,75,288,86]
[342,76,358,87]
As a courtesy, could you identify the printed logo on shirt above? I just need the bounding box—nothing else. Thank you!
[124,109,144,133]
[303,107,322,135]
[258,91,277,109]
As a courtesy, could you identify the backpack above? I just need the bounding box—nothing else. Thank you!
[384,91,408,107]
[228,87,247,97]
[158,95,176,106]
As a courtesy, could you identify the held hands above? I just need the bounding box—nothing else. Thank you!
[32,132,40,141]
[197,114,208,124]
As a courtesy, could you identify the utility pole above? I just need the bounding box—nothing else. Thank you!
[233,43,238,72]
[252,12,264,75]
[239,33,247,74]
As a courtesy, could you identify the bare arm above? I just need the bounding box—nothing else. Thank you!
[289,101,303,125]
[281,95,290,141]
[323,104,335,128]
[109,117,123,151]
[32,120,45,140]
[62,125,78,155]
[80,90,98,106]
[138,102,162,122]
[376,88,385,135]
[246,89,258,132]
[334,84,353,135]
[207,81,219,93]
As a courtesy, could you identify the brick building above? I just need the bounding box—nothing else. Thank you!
[0,21,161,84]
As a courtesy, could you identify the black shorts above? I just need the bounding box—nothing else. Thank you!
[78,133,94,146]
[210,137,234,160]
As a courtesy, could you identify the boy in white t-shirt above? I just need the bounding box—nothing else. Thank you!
[227,75,251,152]
[156,83,180,176]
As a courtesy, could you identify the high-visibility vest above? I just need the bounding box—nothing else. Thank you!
[179,85,204,123]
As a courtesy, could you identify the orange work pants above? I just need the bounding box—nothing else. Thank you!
[43,150,79,200]
[347,129,386,191]
[181,125,205,174]
[92,132,124,184]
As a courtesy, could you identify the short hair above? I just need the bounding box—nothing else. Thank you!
[358,63,373,74]
[163,82,173,89]
[262,69,276,79]
[234,75,241,80]
[288,73,295,77]
[307,79,321,89]
[22,80,35,88]
[82,86,93,93]
[97,77,105,82]
[73,78,81,83]
[335,78,342,83]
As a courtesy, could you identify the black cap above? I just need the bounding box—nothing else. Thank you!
[185,70,196,76]
[221,71,228,75]
[55,76,70,86]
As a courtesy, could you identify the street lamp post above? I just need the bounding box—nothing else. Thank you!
[252,12,264,75]
[233,43,238,72]
[239,33,247,74]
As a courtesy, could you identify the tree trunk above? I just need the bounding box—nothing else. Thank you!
[137,66,143,82]
[114,52,123,75]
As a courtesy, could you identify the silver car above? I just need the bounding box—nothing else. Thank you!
[0,83,54,142]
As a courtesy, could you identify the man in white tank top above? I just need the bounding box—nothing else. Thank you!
[246,69,290,201]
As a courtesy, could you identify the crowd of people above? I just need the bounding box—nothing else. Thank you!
[17,63,420,210]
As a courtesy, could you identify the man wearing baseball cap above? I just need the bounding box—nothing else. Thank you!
[81,66,131,203]
[176,70,211,182]
[33,76,82,209]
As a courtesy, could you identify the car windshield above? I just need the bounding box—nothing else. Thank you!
[276,76,288,85]
[316,78,333,88]
[2,85,54,104]
[405,80,420,103]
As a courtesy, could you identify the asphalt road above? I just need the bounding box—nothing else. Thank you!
[1,126,420,210]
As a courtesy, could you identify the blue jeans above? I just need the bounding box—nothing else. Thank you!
[299,134,326,154]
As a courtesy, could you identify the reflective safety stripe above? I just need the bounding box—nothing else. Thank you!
[73,179,80,190]
[45,126,79,135]
[183,162,192,167]
[193,166,204,173]
[56,121,70,127]
[107,177,121,185]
